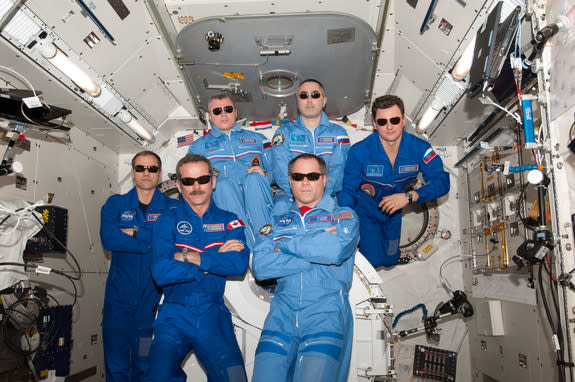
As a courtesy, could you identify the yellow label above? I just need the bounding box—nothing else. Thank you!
[224,72,245,79]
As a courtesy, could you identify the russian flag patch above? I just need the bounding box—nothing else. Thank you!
[423,148,437,163]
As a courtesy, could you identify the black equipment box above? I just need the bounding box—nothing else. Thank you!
[25,206,68,254]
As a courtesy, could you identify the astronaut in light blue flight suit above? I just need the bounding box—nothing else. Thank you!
[188,93,273,248]
[100,151,177,382]
[147,153,249,382]
[339,95,450,268]
[252,154,359,382]
[271,79,350,197]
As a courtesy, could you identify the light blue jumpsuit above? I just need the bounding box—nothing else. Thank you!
[338,131,450,268]
[271,112,350,196]
[147,199,249,382]
[188,124,273,248]
[99,187,176,381]
[251,195,359,382]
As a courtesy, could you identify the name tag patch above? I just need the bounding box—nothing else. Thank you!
[203,223,224,232]
[399,164,418,174]
[316,136,335,144]
[308,214,333,224]
[240,137,257,144]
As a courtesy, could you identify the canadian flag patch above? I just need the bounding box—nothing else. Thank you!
[227,219,245,230]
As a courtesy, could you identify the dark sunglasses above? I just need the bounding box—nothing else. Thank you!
[133,165,160,173]
[290,172,322,182]
[376,117,402,126]
[298,91,322,100]
[212,105,234,115]
[179,175,212,186]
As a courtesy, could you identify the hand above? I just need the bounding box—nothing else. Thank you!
[218,239,245,253]
[325,226,337,234]
[378,193,409,214]
[174,251,202,267]
[121,227,137,237]
[247,166,267,177]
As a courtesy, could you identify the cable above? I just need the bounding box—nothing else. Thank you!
[479,94,522,124]
[0,65,38,97]
[439,255,474,294]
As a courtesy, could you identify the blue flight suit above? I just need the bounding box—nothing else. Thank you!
[339,131,450,268]
[251,195,359,382]
[147,198,249,382]
[271,112,350,196]
[100,187,176,382]
[188,124,273,249]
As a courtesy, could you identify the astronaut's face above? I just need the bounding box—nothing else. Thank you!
[289,157,326,209]
[177,161,216,213]
[373,105,405,145]
[131,154,161,192]
[209,96,237,133]
[296,81,327,121]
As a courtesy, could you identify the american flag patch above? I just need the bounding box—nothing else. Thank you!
[337,136,350,144]
[227,219,245,230]
[423,148,437,163]
[335,211,354,220]
[177,133,194,148]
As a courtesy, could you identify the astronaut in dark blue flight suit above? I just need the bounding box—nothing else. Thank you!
[271,79,350,197]
[188,93,273,248]
[147,153,249,382]
[252,154,359,382]
[339,95,450,268]
[100,151,177,381]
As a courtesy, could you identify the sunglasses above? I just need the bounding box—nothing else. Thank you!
[179,175,212,186]
[376,117,402,126]
[212,105,234,116]
[298,91,322,100]
[290,172,323,182]
[133,165,160,173]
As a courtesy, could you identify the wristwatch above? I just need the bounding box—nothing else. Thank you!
[405,191,413,204]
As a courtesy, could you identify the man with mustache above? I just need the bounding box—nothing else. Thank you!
[147,153,249,382]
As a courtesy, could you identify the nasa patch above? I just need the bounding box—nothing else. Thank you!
[119,209,137,223]
[272,133,285,146]
[366,165,384,177]
[177,221,193,235]
[277,214,295,226]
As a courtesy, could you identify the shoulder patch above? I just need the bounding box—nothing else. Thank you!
[335,211,354,220]
[361,184,375,197]
[423,148,437,163]
[337,136,350,144]
[272,133,285,146]
[227,219,245,230]
[258,223,273,235]
[263,139,272,149]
